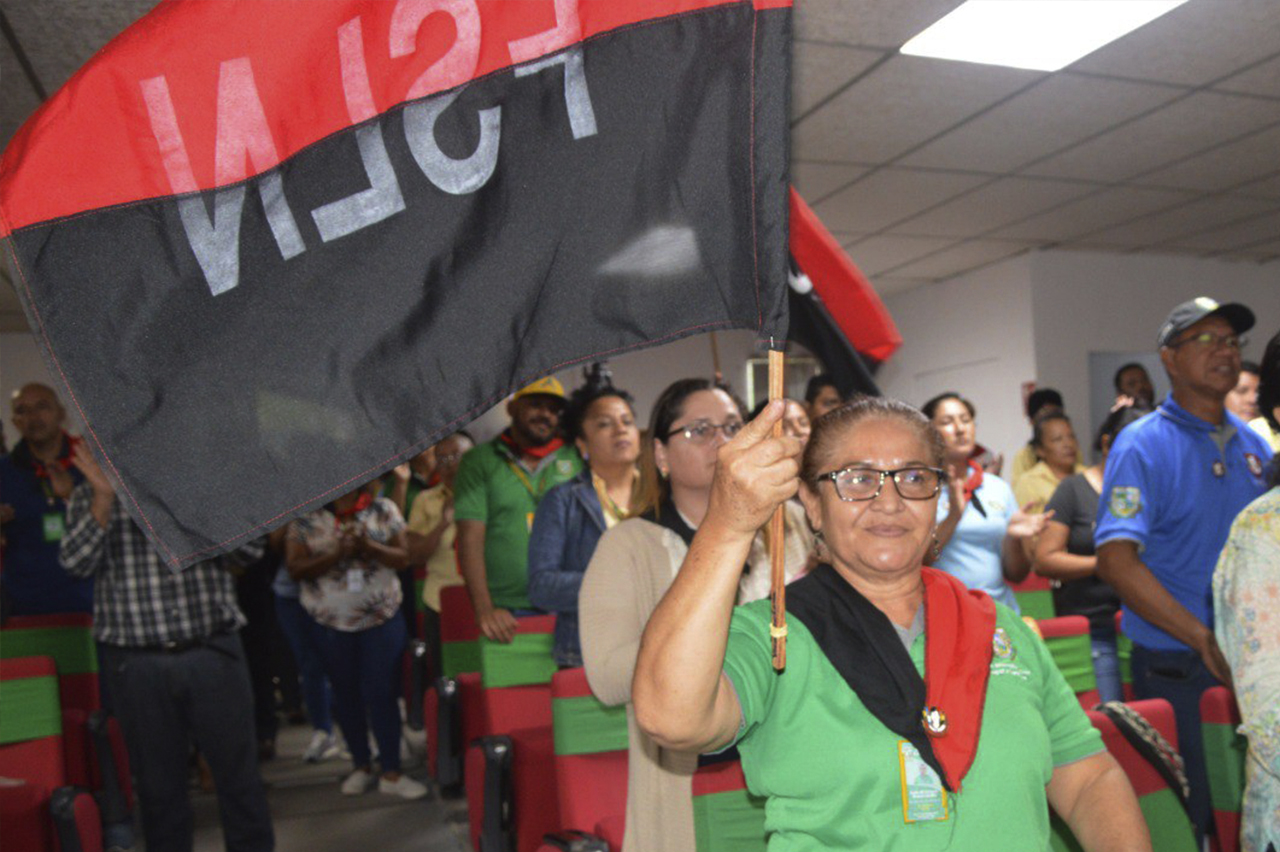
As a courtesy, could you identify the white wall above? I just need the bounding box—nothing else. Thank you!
[0,331,58,448]
[371,329,772,446]
[877,254,1038,469]
[1030,249,1280,442]
[872,248,1279,472]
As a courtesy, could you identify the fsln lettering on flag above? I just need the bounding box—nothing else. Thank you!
[0,0,791,568]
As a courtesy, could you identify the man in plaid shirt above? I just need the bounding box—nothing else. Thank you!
[60,445,274,852]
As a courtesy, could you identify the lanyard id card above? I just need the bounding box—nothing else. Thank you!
[345,568,365,593]
[899,741,949,823]
[42,512,67,542]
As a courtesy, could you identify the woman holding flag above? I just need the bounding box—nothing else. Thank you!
[632,397,1150,850]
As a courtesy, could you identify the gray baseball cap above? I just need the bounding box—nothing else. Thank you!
[1156,297,1255,348]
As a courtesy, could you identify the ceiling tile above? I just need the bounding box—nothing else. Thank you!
[812,167,989,233]
[889,177,1097,238]
[1233,172,1280,200]
[792,41,885,119]
[989,186,1195,242]
[1,0,153,96]
[0,47,43,146]
[1133,124,1280,193]
[1073,195,1277,248]
[791,55,1044,163]
[1069,0,1280,87]
[1023,92,1280,183]
[793,0,964,50]
[1213,54,1280,99]
[1153,208,1280,253]
[870,276,933,297]
[901,74,1182,173]
[791,162,870,203]
[884,239,1035,280]
[842,234,957,276]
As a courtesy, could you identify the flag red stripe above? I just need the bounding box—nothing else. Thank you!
[788,187,902,362]
[0,0,785,234]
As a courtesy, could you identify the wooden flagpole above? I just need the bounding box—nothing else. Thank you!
[708,331,724,383]
[768,347,787,670]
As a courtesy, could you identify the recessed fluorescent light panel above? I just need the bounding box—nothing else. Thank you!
[900,0,1191,72]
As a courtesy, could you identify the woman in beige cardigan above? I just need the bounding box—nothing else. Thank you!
[579,377,745,852]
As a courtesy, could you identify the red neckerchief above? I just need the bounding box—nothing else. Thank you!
[961,460,983,505]
[920,566,996,791]
[499,431,564,461]
[31,433,80,479]
[332,492,373,524]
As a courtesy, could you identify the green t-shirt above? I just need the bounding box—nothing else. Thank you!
[722,600,1102,851]
[452,439,581,610]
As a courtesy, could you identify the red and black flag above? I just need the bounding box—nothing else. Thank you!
[788,187,900,397]
[0,0,790,568]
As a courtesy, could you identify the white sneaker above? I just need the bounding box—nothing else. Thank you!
[378,774,429,800]
[340,768,376,796]
[302,731,338,763]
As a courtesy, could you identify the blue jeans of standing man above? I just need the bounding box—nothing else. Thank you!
[1091,635,1124,704]
[318,615,407,773]
[1130,644,1220,846]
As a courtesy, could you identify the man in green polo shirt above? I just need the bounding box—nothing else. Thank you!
[456,377,582,642]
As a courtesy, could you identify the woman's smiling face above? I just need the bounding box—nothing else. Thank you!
[801,417,938,583]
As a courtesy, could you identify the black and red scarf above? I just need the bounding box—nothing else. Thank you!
[959,460,987,518]
[11,433,79,480]
[786,564,996,792]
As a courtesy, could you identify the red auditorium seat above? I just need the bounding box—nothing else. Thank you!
[1051,699,1196,851]
[1,613,135,831]
[691,758,768,852]
[1,613,100,714]
[0,655,101,852]
[538,667,628,849]
[440,584,482,678]
[1115,611,1135,701]
[1037,615,1100,708]
[1200,686,1246,852]
[466,615,559,852]
[1011,571,1056,621]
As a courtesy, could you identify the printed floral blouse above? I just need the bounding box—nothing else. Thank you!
[1213,486,1280,852]
[289,496,405,632]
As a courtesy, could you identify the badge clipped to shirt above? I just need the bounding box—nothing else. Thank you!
[42,512,67,543]
[898,741,949,823]
[345,568,365,593]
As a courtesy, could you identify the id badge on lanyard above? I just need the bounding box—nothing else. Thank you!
[899,741,949,823]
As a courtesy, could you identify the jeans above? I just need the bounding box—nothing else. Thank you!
[101,633,274,852]
[273,594,332,733]
[317,616,407,773]
[1090,635,1124,705]
[1130,644,1220,845]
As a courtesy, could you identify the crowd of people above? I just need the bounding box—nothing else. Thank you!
[0,293,1277,852]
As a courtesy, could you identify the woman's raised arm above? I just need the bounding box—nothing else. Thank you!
[633,402,800,753]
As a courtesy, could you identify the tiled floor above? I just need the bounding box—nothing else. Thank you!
[190,723,470,852]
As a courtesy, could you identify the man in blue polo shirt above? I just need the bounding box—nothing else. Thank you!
[1097,296,1272,843]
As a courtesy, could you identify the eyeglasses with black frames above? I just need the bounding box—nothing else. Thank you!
[665,419,745,444]
[812,466,945,502]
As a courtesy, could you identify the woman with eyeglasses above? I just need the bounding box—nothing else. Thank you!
[527,378,641,668]
[923,392,1048,612]
[631,397,1151,851]
[580,377,809,852]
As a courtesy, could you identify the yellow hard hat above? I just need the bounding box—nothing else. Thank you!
[512,376,566,401]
